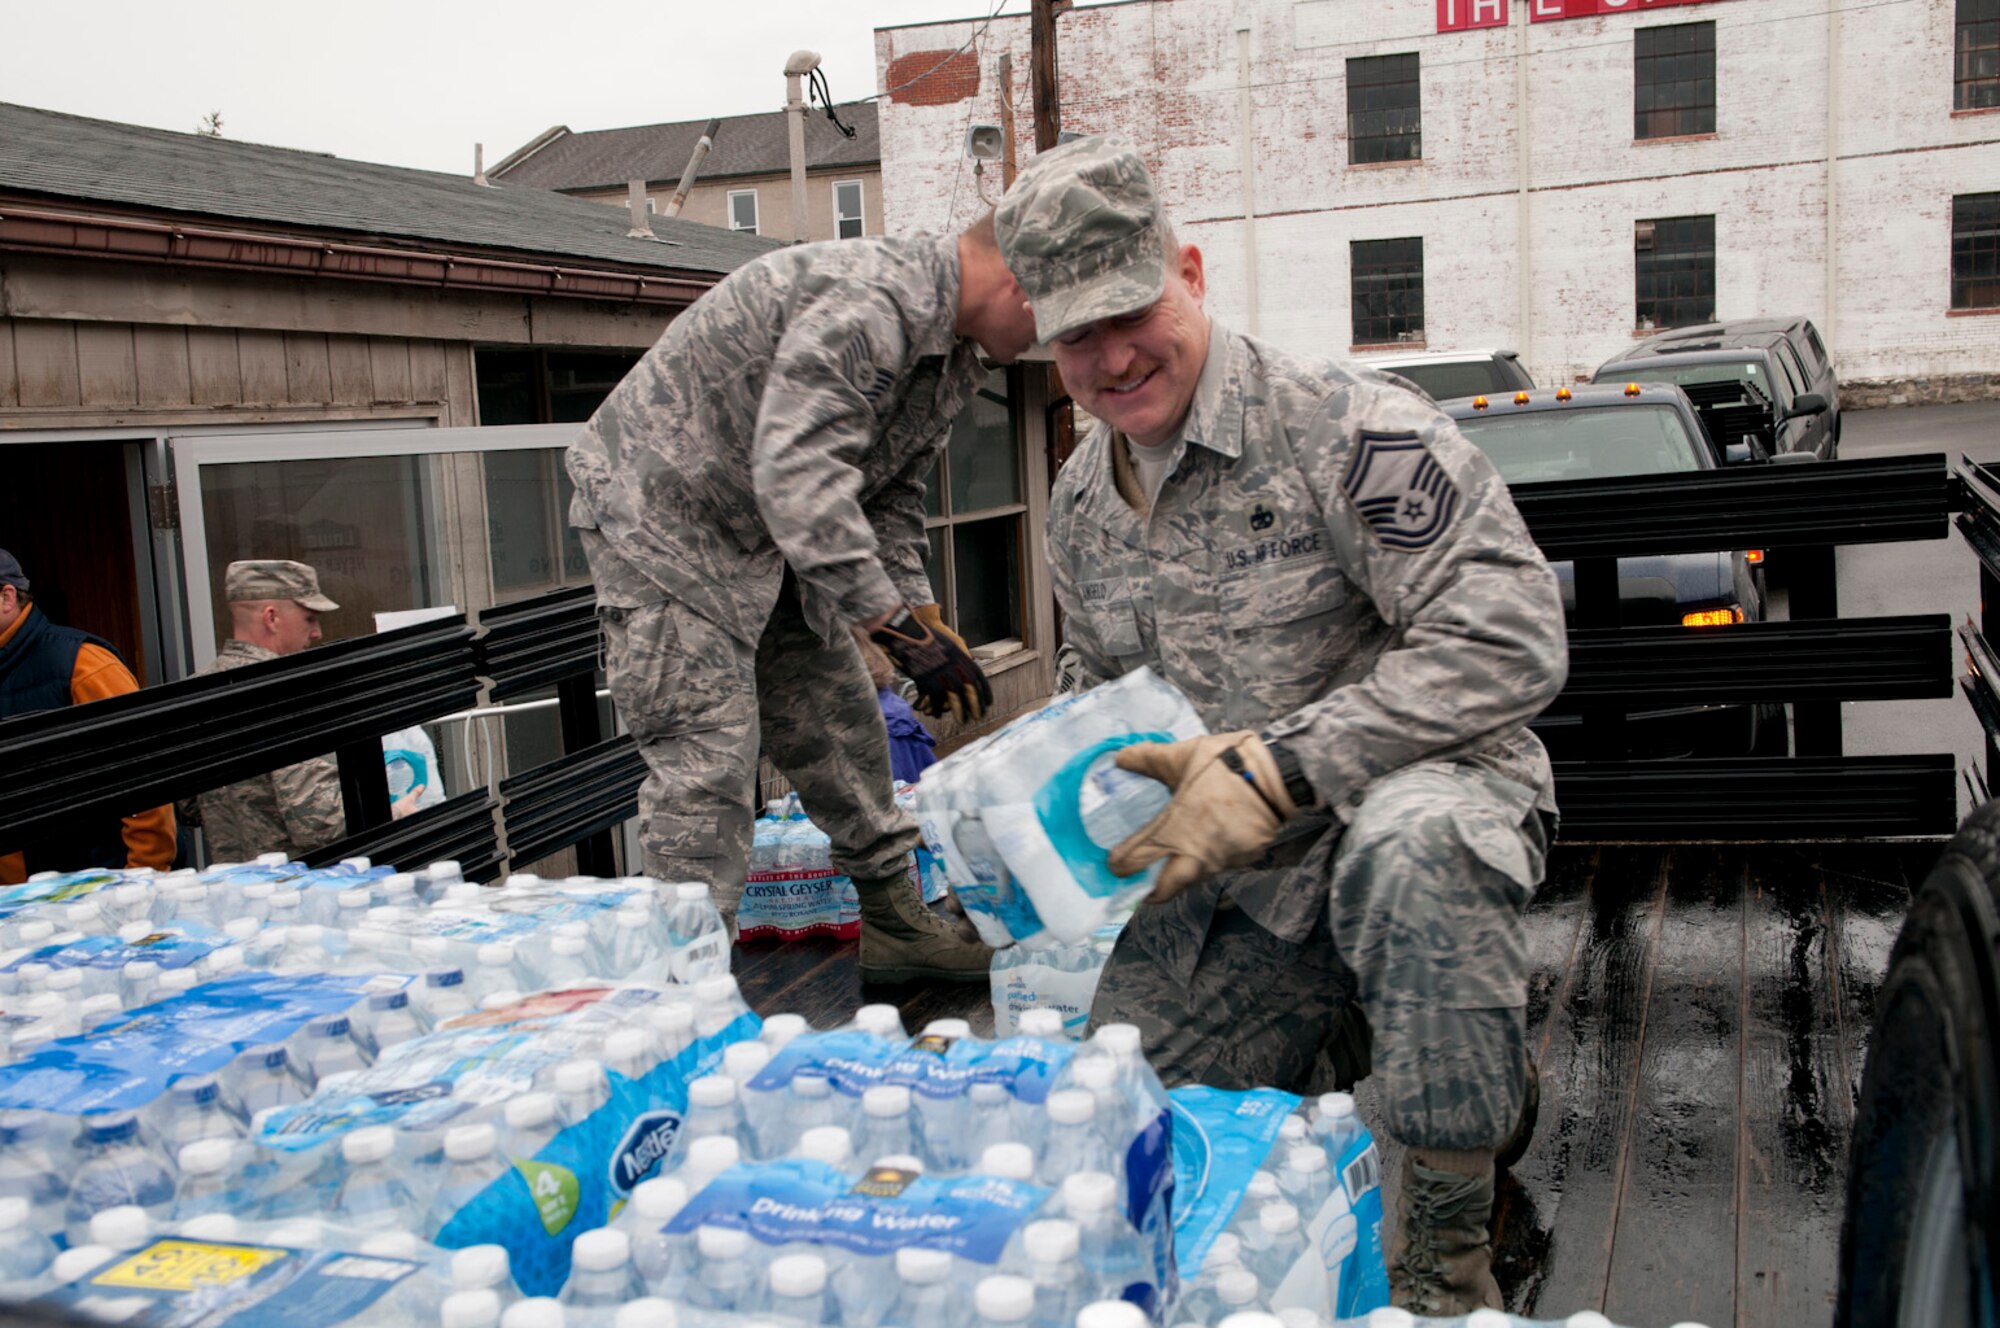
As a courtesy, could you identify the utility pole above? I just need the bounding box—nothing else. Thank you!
[1030,0,1070,152]
[784,50,821,243]
[997,53,1019,188]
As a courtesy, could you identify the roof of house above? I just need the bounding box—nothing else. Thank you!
[493,102,879,193]
[0,100,781,277]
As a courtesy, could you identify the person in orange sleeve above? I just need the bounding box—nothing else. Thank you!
[0,549,175,884]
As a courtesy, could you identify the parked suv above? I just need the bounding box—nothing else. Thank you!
[1592,316,1841,462]
[1355,348,1534,402]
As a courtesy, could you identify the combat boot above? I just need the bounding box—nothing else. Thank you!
[1388,1149,1503,1316]
[1496,1059,1540,1171]
[855,872,992,984]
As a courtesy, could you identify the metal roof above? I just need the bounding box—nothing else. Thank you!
[0,100,781,278]
[493,102,879,193]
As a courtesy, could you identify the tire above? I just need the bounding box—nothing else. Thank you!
[1835,800,2000,1328]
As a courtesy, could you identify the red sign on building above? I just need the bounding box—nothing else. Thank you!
[1528,0,1724,20]
[1438,0,1508,32]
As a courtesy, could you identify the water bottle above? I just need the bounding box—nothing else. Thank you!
[499,1298,566,1328]
[666,884,729,983]
[0,1195,57,1281]
[685,1224,756,1314]
[46,1243,117,1288]
[331,887,373,934]
[120,960,160,1009]
[440,1290,504,1328]
[1169,1235,1251,1328]
[420,968,476,1026]
[0,1110,70,1231]
[1070,1059,1127,1152]
[1062,1172,1150,1306]
[539,933,594,989]
[855,1085,919,1164]
[692,974,746,1038]
[298,1014,372,1085]
[760,1012,809,1049]
[980,1141,1037,1183]
[559,1227,642,1307]
[794,1125,853,1170]
[474,944,523,1000]
[429,1124,510,1235]
[451,1244,522,1310]
[155,968,199,1002]
[974,1273,1038,1326]
[1243,1201,1308,1290]
[677,1075,745,1161]
[502,1092,562,1161]
[229,1046,308,1118]
[1040,1090,1117,1185]
[1230,1171,1282,1244]
[613,1299,677,1328]
[1022,1218,1092,1328]
[551,1060,611,1127]
[851,1003,907,1041]
[330,1125,423,1232]
[617,1177,690,1295]
[607,904,668,982]
[762,1251,832,1323]
[677,1136,742,1197]
[881,1246,960,1326]
[90,1204,157,1253]
[1277,1144,1333,1220]
[1018,1007,1067,1041]
[157,1075,240,1152]
[363,989,427,1058]
[173,1138,242,1219]
[723,1040,773,1087]
[65,1111,174,1243]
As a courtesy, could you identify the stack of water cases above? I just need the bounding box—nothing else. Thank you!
[739,785,950,942]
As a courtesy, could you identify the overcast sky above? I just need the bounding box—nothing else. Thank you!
[8,0,1016,176]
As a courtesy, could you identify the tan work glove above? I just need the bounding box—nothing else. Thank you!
[1106,731,1299,905]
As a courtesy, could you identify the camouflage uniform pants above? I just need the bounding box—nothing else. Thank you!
[585,533,917,919]
[1092,761,1546,1153]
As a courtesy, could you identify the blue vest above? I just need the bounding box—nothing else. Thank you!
[0,607,130,872]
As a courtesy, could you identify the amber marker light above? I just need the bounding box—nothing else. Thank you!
[1745,549,1765,564]
[1682,607,1745,628]
[1624,382,1642,397]
[1513,391,1531,406]
[1555,386,1572,402]
[1472,396,1490,410]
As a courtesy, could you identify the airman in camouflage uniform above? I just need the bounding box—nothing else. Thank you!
[567,221,1038,982]
[194,561,346,863]
[1001,137,1569,1314]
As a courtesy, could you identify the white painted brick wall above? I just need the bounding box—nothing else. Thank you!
[875,0,2000,387]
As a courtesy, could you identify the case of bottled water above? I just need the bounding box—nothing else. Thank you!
[739,785,947,942]
[989,926,1122,1039]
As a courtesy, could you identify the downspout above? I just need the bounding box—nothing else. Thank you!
[1824,0,1839,348]
[1516,1,1533,372]
[1237,22,1260,337]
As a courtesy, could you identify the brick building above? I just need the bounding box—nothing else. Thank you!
[876,0,2000,401]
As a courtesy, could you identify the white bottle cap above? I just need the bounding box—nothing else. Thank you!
[50,1245,114,1282]
[1077,1304,1151,1328]
[873,1153,925,1174]
[551,935,588,957]
[796,1126,853,1168]
[1093,1023,1143,1059]
[441,1289,504,1328]
[0,1196,26,1228]
[1061,1171,1118,1215]
[426,860,463,881]
[673,882,708,903]
[1363,1312,1417,1328]
[452,1244,512,1290]
[179,1214,241,1241]
[477,944,514,967]
[923,1018,972,1038]
[1286,1144,1329,1175]
[767,1252,828,1296]
[45,969,84,994]
[1246,1170,1280,1201]
[569,1227,630,1271]
[411,936,450,963]
[974,1274,1036,1322]
[969,1081,1010,1105]
[287,923,322,943]
[255,852,290,866]
[505,1092,557,1129]
[554,1060,606,1096]
[1021,1218,1080,1263]
[1217,1268,1262,1306]
[1561,1315,1617,1328]
[686,1135,741,1175]
[121,960,160,981]
[117,922,153,943]
[80,993,124,1023]
[687,1075,737,1107]
[1317,1091,1357,1120]
[1216,1316,1285,1328]
[361,1232,423,1258]
[693,974,739,1003]
[158,969,197,994]
[381,872,418,896]
[696,1224,749,1259]
[759,1013,808,1047]
[480,991,523,1011]
[896,1246,953,1283]
[980,1141,1036,1181]
[791,1070,831,1099]
[722,1041,772,1080]
[447,883,485,902]
[337,888,372,909]
[1072,1058,1118,1091]
[267,890,301,912]
[500,1299,566,1328]
[178,1138,234,1174]
[1017,1008,1065,1039]
[612,1300,676,1328]
[851,1003,903,1038]
[223,918,261,942]
[647,1003,695,1035]
[1258,1201,1301,1235]
[445,1123,499,1161]
[1467,1313,1514,1328]
[862,1084,911,1117]
[205,948,245,976]
[1205,1232,1244,1271]
[603,1028,649,1062]
[1046,1089,1096,1126]
[267,1218,325,1248]
[241,882,275,900]
[342,1125,396,1164]
[90,1205,153,1249]
[1278,1307,1322,1327]
[1279,1115,1307,1143]
[632,1176,689,1221]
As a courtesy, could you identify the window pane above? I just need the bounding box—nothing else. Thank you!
[486,450,559,597]
[1953,191,2000,308]
[730,192,758,233]
[1958,0,2000,109]
[1347,53,1421,164]
[1351,237,1426,345]
[951,515,1023,649]
[546,351,640,424]
[1634,22,1716,139]
[1635,214,1715,327]
[923,457,944,518]
[835,181,864,240]
[476,350,538,426]
[947,374,1020,513]
[925,527,948,610]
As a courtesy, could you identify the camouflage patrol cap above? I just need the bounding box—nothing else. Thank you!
[995,135,1166,344]
[224,560,338,611]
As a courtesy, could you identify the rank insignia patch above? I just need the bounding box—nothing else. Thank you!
[1342,430,1459,549]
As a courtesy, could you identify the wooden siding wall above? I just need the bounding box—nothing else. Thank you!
[0,317,475,428]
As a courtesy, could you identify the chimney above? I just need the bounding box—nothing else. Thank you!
[627,179,657,239]
[473,143,489,187]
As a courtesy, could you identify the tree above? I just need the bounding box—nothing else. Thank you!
[197,111,223,138]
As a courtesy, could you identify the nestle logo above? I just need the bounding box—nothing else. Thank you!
[611,1110,681,1196]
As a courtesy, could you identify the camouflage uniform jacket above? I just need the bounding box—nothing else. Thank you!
[194,640,346,862]
[566,235,987,644]
[1047,323,1569,941]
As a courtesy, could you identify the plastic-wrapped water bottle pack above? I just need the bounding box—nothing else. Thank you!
[739,785,948,942]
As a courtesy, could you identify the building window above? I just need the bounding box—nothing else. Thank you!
[1953,192,2000,309]
[1347,54,1421,164]
[1959,0,2000,111]
[1635,215,1716,330]
[1350,238,1425,346]
[728,190,759,234]
[1635,22,1716,139]
[834,180,866,239]
[924,369,1027,652]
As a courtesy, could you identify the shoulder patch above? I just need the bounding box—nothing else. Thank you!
[1341,429,1459,550]
[840,336,898,405]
